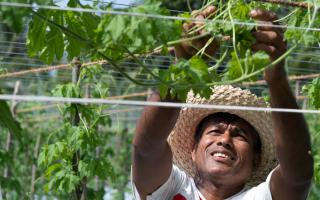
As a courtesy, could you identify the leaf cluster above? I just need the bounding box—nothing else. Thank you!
[303,78,320,109]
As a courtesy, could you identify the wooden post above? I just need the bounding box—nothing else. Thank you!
[30,133,41,199]
[70,58,89,200]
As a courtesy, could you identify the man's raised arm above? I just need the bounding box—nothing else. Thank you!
[250,9,314,200]
[132,6,218,199]
[132,92,180,199]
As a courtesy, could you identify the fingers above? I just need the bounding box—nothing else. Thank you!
[250,9,287,60]
[195,15,205,32]
[252,31,283,47]
[203,6,217,18]
[250,9,277,22]
[174,44,192,59]
[251,30,286,59]
[191,6,216,18]
[183,23,194,34]
[176,6,218,59]
[188,6,217,28]
[252,43,277,55]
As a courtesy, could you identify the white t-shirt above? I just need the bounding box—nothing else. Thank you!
[132,165,273,200]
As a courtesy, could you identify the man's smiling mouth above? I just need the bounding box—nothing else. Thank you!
[210,151,235,161]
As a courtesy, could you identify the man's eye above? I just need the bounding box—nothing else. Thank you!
[208,130,220,135]
[234,132,248,142]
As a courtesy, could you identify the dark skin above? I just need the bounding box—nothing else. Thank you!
[133,7,313,200]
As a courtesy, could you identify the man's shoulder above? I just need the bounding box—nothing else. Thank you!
[227,181,272,200]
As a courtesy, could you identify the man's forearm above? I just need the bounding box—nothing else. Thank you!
[132,92,180,196]
[268,77,313,184]
[133,92,180,157]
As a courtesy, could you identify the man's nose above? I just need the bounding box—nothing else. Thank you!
[216,131,233,149]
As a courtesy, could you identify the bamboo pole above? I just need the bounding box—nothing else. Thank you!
[71,58,83,200]
[30,133,41,198]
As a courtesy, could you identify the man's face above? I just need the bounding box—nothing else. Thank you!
[191,118,258,186]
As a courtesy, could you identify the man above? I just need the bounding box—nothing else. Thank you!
[132,6,314,200]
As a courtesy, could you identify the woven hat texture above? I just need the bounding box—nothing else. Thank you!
[168,85,277,187]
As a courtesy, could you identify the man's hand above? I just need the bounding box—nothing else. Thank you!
[175,6,219,59]
[250,9,287,84]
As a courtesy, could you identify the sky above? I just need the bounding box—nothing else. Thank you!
[115,0,135,4]
[57,0,137,7]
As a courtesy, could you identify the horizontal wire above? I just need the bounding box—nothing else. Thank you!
[1,50,320,62]
[0,70,314,84]
[81,0,137,7]
[16,92,150,113]
[17,94,309,114]
[0,94,319,114]
[0,2,320,32]
[23,107,143,123]
[2,57,317,70]
[1,58,319,84]
[0,41,26,45]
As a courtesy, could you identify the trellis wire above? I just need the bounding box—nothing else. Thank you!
[0,94,319,114]
[16,92,150,113]
[15,93,309,114]
[0,2,320,32]
[1,57,319,85]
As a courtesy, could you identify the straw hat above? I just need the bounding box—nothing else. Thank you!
[168,85,277,187]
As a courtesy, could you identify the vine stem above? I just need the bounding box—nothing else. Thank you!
[121,45,172,85]
[274,8,299,23]
[187,0,192,12]
[228,0,244,76]
[208,49,228,72]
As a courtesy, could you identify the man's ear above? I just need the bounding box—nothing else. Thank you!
[192,148,196,162]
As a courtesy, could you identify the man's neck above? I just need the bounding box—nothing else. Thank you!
[195,179,245,200]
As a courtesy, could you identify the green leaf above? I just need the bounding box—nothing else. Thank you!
[0,149,12,167]
[188,56,211,83]
[158,69,170,99]
[304,78,320,109]
[0,101,22,138]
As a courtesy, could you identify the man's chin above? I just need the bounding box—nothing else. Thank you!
[206,165,234,177]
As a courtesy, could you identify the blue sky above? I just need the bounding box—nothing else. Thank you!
[115,0,135,4]
[57,0,137,7]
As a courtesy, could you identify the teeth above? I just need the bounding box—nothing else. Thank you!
[213,152,230,159]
